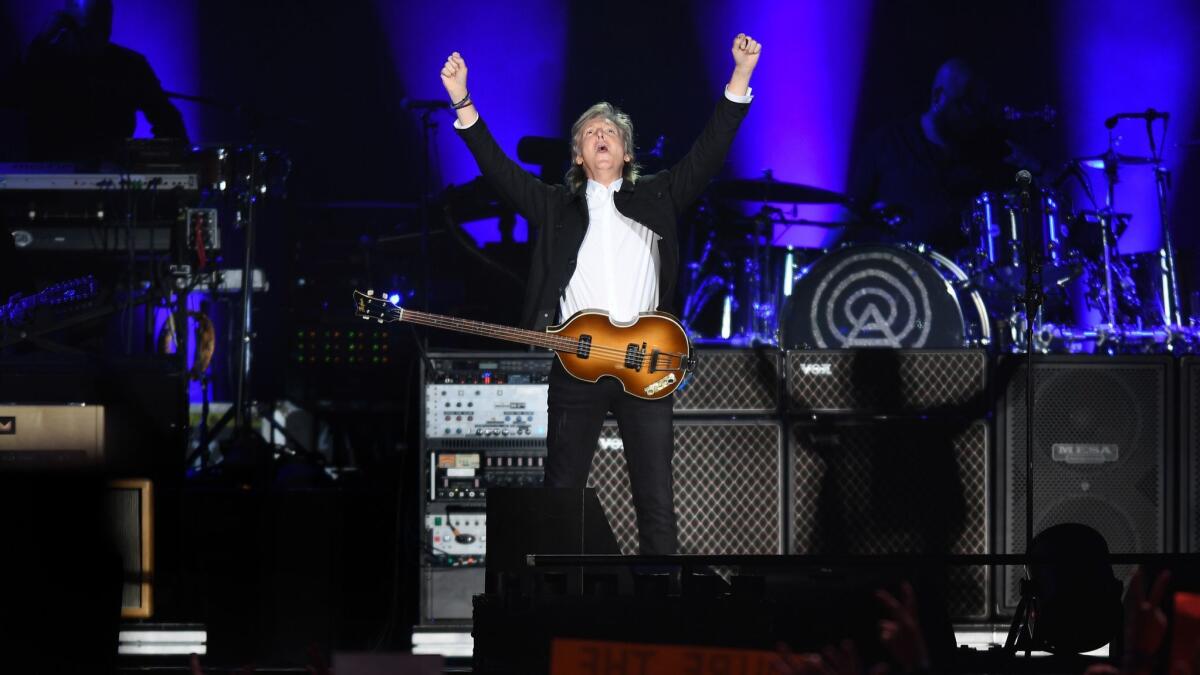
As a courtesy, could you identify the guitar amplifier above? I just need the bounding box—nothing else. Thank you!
[789,419,990,619]
[786,350,987,415]
[0,404,104,467]
[673,348,781,415]
[589,419,785,554]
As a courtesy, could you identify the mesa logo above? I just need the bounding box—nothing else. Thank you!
[799,363,834,376]
[1051,443,1119,464]
[0,417,14,434]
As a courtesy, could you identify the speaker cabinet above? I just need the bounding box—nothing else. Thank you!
[997,355,1173,612]
[789,419,990,620]
[0,404,104,466]
[589,420,784,554]
[107,479,153,618]
[1182,356,1200,552]
[673,348,781,415]
[786,350,986,415]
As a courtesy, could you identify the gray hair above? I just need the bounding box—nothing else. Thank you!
[564,102,640,193]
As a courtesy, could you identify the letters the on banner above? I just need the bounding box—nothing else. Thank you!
[550,638,781,675]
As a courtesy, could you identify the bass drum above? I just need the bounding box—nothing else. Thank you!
[784,243,990,349]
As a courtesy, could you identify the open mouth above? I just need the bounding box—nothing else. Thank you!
[596,141,609,154]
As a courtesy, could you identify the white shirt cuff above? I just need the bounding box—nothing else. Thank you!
[453,115,480,130]
[724,86,753,103]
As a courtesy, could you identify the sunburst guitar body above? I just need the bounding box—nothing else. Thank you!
[353,290,695,400]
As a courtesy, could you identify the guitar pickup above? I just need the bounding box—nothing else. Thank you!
[648,349,661,373]
[576,334,592,359]
[624,343,646,371]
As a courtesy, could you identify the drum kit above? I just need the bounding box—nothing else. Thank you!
[682,114,1196,354]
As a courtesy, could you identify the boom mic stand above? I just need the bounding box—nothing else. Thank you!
[1004,169,1044,656]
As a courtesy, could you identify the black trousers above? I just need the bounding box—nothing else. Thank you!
[544,357,678,555]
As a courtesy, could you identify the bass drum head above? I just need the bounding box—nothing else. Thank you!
[784,244,987,349]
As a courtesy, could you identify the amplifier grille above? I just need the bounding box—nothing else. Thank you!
[589,420,784,555]
[786,350,986,414]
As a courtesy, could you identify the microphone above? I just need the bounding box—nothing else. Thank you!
[400,98,451,110]
[1104,108,1169,129]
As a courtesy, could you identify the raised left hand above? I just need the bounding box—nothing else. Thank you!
[732,33,762,73]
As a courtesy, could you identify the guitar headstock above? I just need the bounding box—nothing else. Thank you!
[353,289,403,324]
[42,275,97,305]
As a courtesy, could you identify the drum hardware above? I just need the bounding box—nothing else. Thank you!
[961,186,1066,293]
[1065,210,1130,257]
[1031,323,1102,353]
[1079,111,1183,333]
[1031,323,1194,354]
[690,170,852,345]
[1076,152,1159,168]
[958,108,1197,356]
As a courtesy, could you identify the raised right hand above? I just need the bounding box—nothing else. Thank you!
[440,52,468,102]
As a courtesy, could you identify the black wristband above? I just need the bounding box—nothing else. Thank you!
[452,92,472,109]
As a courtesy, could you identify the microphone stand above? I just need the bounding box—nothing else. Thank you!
[1004,171,1043,656]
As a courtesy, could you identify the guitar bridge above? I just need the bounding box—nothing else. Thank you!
[624,342,646,371]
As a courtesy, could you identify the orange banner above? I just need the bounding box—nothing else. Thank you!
[551,638,780,675]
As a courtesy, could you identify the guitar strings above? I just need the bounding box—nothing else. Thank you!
[357,300,690,371]
[391,308,690,366]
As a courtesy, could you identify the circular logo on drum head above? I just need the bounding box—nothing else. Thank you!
[809,251,934,348]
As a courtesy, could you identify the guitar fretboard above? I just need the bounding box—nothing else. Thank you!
[399,308,580,352]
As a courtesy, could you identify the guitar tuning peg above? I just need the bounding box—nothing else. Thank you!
[362,315,370,320]
[377,319,384,324]
[366,289,375,296]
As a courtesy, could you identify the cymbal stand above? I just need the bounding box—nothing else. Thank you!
[749,205,775,344]
[1145,118,1184,330]
[1099,143,1120,330]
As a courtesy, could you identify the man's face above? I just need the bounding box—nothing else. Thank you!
[575,116,628,181]
[932,77,987,144]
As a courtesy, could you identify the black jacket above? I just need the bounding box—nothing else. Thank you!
[455,95,751,330]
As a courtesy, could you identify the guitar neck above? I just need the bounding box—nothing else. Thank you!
[398,308,573,352]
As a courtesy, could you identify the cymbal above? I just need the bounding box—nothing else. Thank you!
[1076,152,1159,169]
[708,177,847,204]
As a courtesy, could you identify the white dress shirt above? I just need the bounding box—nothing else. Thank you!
[560,177,660,323]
